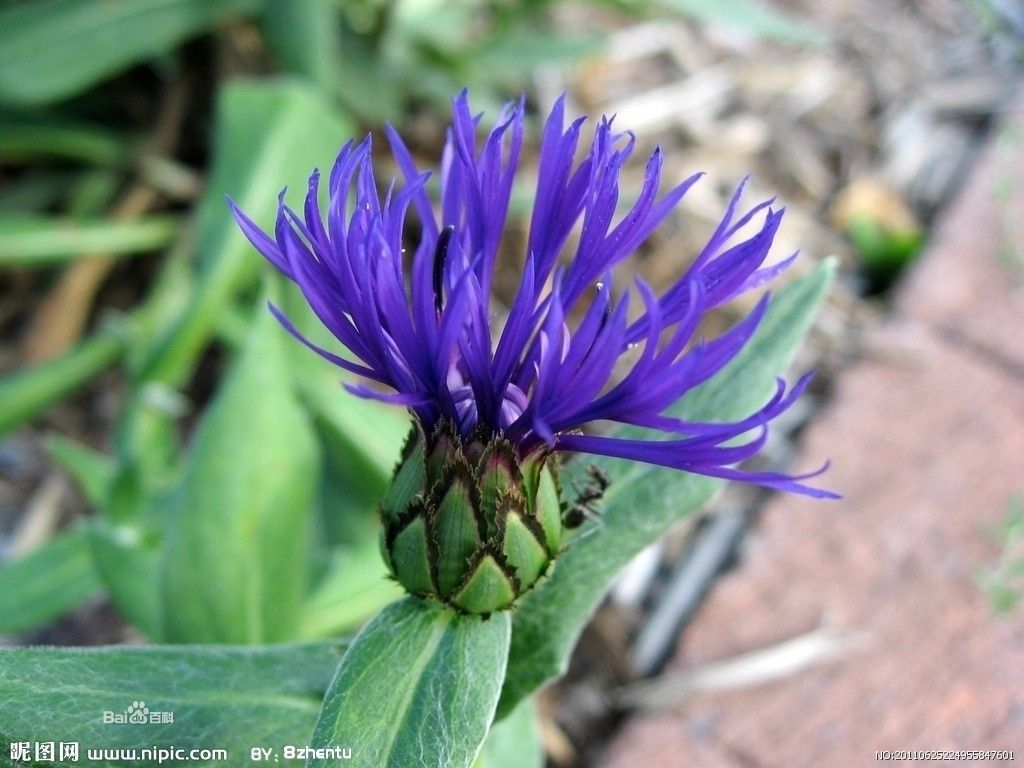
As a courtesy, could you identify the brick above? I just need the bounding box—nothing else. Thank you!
[600,87,1024,768]
[601,320,1024,768]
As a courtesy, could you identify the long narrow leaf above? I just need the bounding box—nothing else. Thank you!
[280,278,409,544]
[0,0,262,106]
[263,0,342,87]
[160,303,319,644]
[498,261,835,716]
[140,80,352,388]
[0,222,193,439]
[0,525,102,636]
[0,214,179,265]
[88,521,162,638]
[0,327,123,439]
[300,544,403,639]
[475,698,543,768]
[45,435,114,508]
[0,115,125,165]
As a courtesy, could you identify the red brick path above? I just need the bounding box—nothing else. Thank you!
[600,96,1024,768]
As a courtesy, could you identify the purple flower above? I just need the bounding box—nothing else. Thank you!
[230,91,835,500]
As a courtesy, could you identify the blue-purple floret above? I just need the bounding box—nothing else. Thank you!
[230,91,835,499]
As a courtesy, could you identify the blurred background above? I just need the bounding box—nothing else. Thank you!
[1,0,1022,766]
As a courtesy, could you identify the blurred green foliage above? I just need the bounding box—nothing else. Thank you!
[0,0,261,106]
[977,496,1024,615]
[0,0,826,646]
[0,3,834,762]
[847,216,925,292]
[0,0,581,650]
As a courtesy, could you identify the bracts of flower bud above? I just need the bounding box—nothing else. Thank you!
[380,422,562,615]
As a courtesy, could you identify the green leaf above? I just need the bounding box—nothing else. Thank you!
[0,205,192,442]
[313,414,400,546]
[848,216,924,288]
[88,521,163,638]
[279,277,408,544]
[0,214,179,265]
[308,597,510,768]
[140,79,353,388]
[160,303,319,643]
[0,169,78,212]
[300,362,408,545]
[45,435,114,508]
[106,248,196,519]
[0,641,348,763]
[0,0,262,106]
[67,168,122,218]
[0,113,124,165]
[0,526,102,636]
[263,0,343,86]
[300,543,404,639]
[105,385,187,522]
[0,324,124,439]
[475,698,543,768]
[304,372,408,496]
[470,29,605,76]
[312,24,405,123]
[498,261,835,716]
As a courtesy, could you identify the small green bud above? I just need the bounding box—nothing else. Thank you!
[381,422,562,614]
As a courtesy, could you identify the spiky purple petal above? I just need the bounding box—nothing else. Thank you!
[230,90,834,499]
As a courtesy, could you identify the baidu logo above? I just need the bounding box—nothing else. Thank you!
[102,700,174,725]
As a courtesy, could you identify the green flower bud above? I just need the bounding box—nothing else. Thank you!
[381,422,562,614]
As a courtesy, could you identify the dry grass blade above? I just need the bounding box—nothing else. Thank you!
[618,626,867,711]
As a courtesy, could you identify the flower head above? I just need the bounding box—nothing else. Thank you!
[230,91,835,612]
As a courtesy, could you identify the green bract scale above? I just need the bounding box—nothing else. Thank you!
[380,423,562,615]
